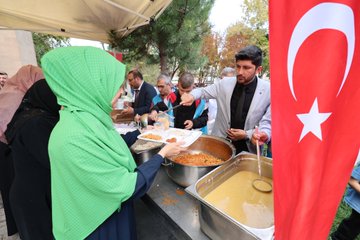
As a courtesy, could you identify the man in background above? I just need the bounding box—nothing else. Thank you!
[150,73,173,113]
[150,72,208,133]
[0,72,8,90]
[181,45,271,154]
[120,69,156,117]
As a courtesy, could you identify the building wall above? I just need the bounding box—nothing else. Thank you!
[0,30,37,77]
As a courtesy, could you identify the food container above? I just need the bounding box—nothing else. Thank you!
[186,152,274,240]
[137,128,202,147]
[163,135,235,187]
[157,112,174,128]
[130,139,164,166]
[115,98,125,110]
[111,110,133,123]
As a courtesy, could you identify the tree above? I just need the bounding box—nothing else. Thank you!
[32,33,70,66]
[241,0,269,74]
[219,23,251,71]
[110,0,215,79]
[198,31,222,85]
[242,0,268,30]
[218,0,269,76]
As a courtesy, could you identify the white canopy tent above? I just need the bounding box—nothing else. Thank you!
[0,0,172,43]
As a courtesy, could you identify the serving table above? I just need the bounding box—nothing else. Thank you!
[112,123,210,239]
[142,167,209,240]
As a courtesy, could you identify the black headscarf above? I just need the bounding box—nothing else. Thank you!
[5,79,60,143]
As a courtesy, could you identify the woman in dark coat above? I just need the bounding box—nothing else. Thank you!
[0,65,44,237]
[5,79,60,240]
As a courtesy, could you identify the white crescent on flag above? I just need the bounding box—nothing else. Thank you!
[287,2,355,101]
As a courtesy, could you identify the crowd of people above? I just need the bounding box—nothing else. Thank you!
[116,46,270,155]
[0,44,357,240]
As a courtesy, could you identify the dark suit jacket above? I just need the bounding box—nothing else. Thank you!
[133,81,157,115]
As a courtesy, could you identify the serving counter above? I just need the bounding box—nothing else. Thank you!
[142,166,209,240]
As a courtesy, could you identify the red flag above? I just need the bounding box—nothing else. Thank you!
[270,1,360,239]
[107,50,123,62]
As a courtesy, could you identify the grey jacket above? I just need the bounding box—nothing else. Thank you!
[191,76,271,153]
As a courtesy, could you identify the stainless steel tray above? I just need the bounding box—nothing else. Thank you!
[185,152,274,240]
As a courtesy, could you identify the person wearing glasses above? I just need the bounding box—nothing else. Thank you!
[120,69,156,117]
[149,73,173,115]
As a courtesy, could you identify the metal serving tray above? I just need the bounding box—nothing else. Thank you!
[186,152,274,240]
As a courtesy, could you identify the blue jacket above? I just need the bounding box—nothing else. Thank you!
[151,92,208,134]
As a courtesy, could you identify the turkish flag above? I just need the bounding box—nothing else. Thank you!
[270,1,360,239]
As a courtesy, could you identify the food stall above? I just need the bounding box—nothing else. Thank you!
[144,154,274,240]
[114,123,274,240]
[1,2,275,239]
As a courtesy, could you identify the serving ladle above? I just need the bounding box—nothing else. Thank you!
[252,127,272,193]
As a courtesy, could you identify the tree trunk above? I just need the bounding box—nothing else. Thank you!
[159,43,168,74]
[171,64,180,80]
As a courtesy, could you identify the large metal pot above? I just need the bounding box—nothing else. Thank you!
[130,139,164,166]
[163,135,235,187]
[186,153,274,240]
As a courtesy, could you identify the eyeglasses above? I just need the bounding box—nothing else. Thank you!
[127,78,134,82]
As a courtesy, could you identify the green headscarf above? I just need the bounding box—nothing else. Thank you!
[41,47,137,240]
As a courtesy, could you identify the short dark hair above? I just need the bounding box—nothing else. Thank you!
[235,45,263,68]
[128,69,143,80]
[178,72,194,88]
[0,72,7,76]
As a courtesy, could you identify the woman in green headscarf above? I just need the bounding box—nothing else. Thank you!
[41,46,185,240]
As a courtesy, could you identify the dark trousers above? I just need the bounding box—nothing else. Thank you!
[332,209,360,240]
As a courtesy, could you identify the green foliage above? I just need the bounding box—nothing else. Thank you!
[242,0,268,29]
[125,60,160,86]
[32,33,70,66]
[197,32,222,85]
[218,0,269,76]
[240,0,269,75]
[110,0,215,78]
[329,164,360,240]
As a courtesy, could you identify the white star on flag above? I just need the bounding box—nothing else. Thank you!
[296,98,331,142]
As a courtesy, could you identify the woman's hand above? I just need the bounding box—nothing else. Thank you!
[158,142,187,158]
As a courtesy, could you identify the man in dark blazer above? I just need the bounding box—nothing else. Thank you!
[121,69,156,116]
